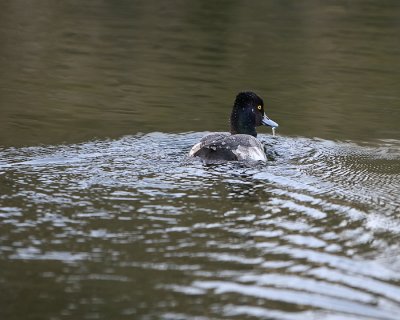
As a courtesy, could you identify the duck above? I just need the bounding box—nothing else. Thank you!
[189,91,279,163]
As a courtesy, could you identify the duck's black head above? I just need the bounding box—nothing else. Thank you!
[230,91,278,137]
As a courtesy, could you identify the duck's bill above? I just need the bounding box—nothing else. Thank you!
[262,115,279,128]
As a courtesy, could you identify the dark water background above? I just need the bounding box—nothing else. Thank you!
[1,1,400,319]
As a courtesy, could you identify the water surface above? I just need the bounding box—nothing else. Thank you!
[0,1,399,146]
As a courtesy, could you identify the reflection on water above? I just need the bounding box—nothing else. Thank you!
[1,133,400,319]
[0,1,400,147]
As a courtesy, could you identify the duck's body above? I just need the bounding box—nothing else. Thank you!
[189,91,278,163]
[189,133,267,162]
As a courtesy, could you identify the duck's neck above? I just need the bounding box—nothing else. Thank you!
[230,108,257,137]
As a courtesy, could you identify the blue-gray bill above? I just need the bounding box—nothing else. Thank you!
[262,115,279,128]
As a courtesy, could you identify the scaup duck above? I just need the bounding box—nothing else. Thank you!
[189,91,278,162]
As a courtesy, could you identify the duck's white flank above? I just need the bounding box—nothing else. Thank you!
[189,142,202,157]
[232,145,267,162]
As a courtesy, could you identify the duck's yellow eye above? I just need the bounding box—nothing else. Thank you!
[257,105,262,110]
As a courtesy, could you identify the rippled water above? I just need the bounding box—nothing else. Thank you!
[1,133,400,319]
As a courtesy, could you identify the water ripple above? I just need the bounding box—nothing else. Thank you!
[0,132,400,319]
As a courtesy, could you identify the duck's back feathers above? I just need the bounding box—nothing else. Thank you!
[189,132,267,163]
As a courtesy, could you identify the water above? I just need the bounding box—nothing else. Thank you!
[1,134,400,319]
[1,1,400,320]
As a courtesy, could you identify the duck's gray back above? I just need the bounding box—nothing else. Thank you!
[189,132,266,162]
